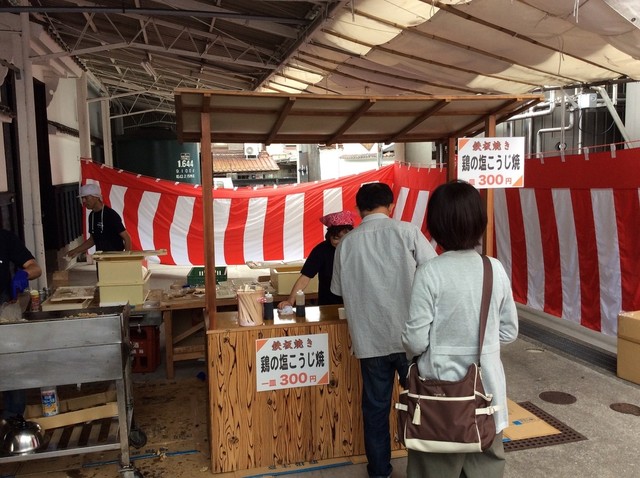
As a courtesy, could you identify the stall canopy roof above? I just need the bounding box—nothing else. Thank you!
[175,89,544,145]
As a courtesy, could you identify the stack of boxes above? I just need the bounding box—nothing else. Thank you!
[94,251,163,306]
[617,311,640,385]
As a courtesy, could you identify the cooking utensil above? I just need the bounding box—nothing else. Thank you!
[1,416,43,455]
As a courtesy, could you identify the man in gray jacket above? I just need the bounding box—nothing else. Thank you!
[331,182,436,478]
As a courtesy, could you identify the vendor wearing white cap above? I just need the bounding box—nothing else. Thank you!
[278,210,355,309]
[66,183,132,259]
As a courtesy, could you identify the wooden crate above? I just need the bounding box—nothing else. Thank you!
[98,271,150,306]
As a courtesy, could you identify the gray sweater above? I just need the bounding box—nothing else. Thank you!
[402,250,519,433]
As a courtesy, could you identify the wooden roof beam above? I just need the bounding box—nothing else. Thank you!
[266,98,296,145]
[326,99,375,145]
[387,100,449,143]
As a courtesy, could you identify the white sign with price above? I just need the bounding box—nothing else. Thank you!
[457,137,525,189]
[256,333,330,392]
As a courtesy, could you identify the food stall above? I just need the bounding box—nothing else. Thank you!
[0,305,144,478]
[173,90,543,473]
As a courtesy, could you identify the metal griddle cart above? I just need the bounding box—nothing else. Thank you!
[0,305,145,477]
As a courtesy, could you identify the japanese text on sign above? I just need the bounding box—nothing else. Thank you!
[457,137,525,189]
[256,333,329,392]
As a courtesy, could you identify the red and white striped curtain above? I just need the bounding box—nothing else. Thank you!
[82,151,639,337]
[80,160,445,266]
[494,148,640,336]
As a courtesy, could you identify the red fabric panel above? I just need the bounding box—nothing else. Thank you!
[225,197,249,265]
[535,189,562,317]
[505,189,527,304]
[264,196,285,261]
[187,197,204,265]
[523,149,640,189]
[153,193,177,265]
[121,187,143,250]
[571,189,601,331]
[614,189,640,311]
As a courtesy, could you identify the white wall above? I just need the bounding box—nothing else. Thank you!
[47,77,78,127]
[625,82,640,143]
[47,77,83,185]
[319,143,394,180]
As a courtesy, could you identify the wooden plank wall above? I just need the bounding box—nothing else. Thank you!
[207,323,402,473]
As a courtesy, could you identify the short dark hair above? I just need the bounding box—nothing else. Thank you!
[325,225,353,241]
[356,182,394,212]
[426,180,487,251]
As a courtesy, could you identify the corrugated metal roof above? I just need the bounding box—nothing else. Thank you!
[213,151,280,173]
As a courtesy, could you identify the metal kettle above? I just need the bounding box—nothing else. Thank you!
[1,415,43,455]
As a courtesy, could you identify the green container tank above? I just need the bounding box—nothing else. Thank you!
[113,129,202,184]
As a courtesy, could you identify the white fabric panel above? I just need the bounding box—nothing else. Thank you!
[493,189,513,283]
[552,189,581,324]
[323,187,345,216]
[213,199,231,266]
[170,196,195,266]
[520,189,544,309]
[244,197,268,262]
[411,190,430,228]
[283,193,305,260]
[393,186,409,220]
[108,184,127,217]
[591,189,622,335]
[138,191,161,262]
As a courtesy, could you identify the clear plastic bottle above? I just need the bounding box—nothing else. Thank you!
[295,289,305,317]
[263,292,274,321]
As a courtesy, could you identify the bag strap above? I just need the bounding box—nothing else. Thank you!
[478,255,493,363]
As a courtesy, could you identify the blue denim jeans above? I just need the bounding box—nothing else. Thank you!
[360,353,409,478]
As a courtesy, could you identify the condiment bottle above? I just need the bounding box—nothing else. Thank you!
[40,386,59,416]
[30,289,41,312]
[295,289,305,317]
[263,292,274,321]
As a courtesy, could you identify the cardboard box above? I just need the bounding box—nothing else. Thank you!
[617,311,640,384]
[503,399,560,441]
[270,266,319,295]
[93,249,166,285]
[98,271,150,306]
[96,258,148,285]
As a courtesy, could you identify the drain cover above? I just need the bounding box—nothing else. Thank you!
[539,391,577,404]
[610,403,640,416]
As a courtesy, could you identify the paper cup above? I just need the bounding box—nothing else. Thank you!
[338,307,346,320]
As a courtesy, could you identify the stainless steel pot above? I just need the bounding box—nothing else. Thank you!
[1,416,43,455]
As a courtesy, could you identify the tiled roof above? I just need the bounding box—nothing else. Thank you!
[212,151,280,173]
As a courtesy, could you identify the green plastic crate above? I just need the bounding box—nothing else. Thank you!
[187,266,227,286]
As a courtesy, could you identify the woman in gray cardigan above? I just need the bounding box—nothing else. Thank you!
[402,180,519,478]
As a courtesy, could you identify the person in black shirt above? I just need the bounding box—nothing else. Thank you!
[1,228,42,419]
[66,183,132,259]
[277,210,355,308]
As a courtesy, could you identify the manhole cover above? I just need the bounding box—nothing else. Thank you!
[610,403,640,415]
[539,391,577,404]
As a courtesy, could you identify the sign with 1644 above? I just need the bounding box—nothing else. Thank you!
[457,137,525,189]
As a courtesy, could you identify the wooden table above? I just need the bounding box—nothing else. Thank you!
[160,290,318,379]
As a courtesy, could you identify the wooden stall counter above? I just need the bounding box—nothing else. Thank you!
[206,305,403,474]
[158,287,319,379]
